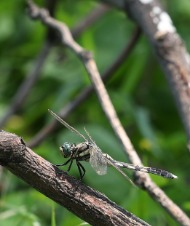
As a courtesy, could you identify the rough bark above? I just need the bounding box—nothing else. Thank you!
[0,131,150,226]
[100,0,190,145]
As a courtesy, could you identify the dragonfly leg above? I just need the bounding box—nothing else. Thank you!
[56,158,72,167]
[67,159,74,172]
[56,158,74,173]
[78,162,86,178]
[56,158,74,174]
[76,160,86,180]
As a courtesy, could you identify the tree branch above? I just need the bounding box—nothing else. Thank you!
[100,0,190,147]
[0,131,150,226]
[0,2,108,129]
[28,27,141,148]
[71,4,109,38]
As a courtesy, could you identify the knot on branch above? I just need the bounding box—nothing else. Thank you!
[155,31,183,50]
[80,50,92,62]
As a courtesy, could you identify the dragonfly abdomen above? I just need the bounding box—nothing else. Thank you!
[136,166,177,179]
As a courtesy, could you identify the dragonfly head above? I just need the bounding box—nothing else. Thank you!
[60,142,72,158]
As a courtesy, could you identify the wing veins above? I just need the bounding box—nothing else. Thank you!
[48,109,87,141]
[104,154,136,186]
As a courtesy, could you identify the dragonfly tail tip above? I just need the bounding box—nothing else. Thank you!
[173,174,178,179]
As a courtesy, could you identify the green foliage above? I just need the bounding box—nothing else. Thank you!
[0,0,190,225]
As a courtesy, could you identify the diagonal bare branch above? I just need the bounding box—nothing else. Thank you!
[0,131,150,226]
[28,27,141,148]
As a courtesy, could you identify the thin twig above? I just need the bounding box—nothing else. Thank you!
[28,27,141,148]
[0,2,108,129]
[56,4,110,63]
[0,41,51,128]
[0,0,59,128]
[71,4,110,38]
[26,1,190,226]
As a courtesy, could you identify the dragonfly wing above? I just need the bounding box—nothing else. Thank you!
[89,146,107,175]
[105,155,135,186]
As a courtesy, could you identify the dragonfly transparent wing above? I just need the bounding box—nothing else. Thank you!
[89,145,107,175]
[104,154,135,186]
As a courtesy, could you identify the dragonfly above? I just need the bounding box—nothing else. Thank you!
[49,109,177,184]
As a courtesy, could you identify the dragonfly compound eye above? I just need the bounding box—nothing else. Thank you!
[60,142,72,158]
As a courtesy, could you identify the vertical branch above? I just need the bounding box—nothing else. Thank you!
[101,0,190,146]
